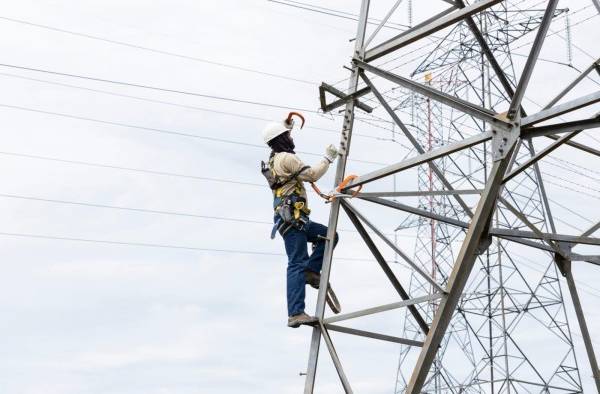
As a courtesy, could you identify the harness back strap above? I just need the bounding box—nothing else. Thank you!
[270,162,311,191]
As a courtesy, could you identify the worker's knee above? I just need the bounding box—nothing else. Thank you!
[287,257,305,272]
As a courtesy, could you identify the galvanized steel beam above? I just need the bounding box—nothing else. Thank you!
[357,60,512,129]
[303,2,370,392]
[365,0,502,62]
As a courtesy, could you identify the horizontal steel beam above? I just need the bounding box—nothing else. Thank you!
[522,91,600,127]
[358,196,600,246]
[364,0,502,61]
[342,131,492,188]
[496,234,555,252]
[492,228,600,246]
[355,189,482,198]
[358,196,557,253]
[523,118,600,138]
[356,61,511,129]
[324,324,424,346]
[324,293,443,324]
[570,253,600,266]
[358,196,469,229]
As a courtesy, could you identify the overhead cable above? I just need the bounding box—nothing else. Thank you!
[0,70,395,142]
[0,63,318,112]
[0,15,316,85]
[0,231,375,263]
[0,103,386,166]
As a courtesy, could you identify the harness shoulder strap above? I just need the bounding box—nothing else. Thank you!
[269,153,310,191]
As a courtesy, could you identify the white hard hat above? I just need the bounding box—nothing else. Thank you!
[262,121,291,144]
[262,112,305,144]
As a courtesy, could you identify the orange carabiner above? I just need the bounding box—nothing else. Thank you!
[311,175,362,202]
[336,175,362,198]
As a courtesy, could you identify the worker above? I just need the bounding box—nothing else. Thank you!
[261,112,339,328]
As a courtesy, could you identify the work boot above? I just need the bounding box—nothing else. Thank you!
[287,312,317,328]
[305,270,321,289]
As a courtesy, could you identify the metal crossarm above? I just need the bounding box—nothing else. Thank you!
[318,83,373,114]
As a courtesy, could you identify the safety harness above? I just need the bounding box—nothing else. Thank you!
[261,155,312,238]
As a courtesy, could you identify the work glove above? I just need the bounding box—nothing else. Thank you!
[324,144,339,163]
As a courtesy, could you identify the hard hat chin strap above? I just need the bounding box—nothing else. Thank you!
[285,111,305,129]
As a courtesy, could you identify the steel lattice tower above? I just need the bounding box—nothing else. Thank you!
[392,3,583,392]
[306,1,600,393]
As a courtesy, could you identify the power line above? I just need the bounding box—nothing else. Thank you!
[0,153,410,238]
[7,190,597,295]
[0,103,386,166]
[0,192,273,225]
[0,150,265,187]
[0,71,394,143]
[268,0,408,30]
[0,192,406,236]
[0,63,318,113]
[0,230,377,263]
[2,171,597,293]
[0,15,316,85]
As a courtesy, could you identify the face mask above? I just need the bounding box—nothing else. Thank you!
[283,132,295,151]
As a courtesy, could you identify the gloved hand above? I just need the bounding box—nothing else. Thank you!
[324,144,339,163]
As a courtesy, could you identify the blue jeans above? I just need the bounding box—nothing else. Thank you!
[279,219,339,317]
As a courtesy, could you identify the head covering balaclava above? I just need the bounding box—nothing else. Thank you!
[268,131,295,158]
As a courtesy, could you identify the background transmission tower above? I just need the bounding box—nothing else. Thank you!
[394,2,583,392]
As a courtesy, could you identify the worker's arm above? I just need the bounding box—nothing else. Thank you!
[280,153,330,183]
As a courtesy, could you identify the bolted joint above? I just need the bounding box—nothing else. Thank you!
[491,121,519,161]
[554,242,574,277]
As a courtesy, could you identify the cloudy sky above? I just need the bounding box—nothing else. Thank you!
[0,0,599,393]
